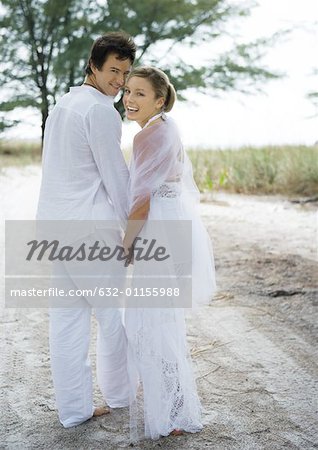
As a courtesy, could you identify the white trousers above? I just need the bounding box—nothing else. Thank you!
[49,307,129,428]
[49,256,129,428]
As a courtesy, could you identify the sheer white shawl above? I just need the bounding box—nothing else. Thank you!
[128,114,216,307]
[128,115,200,214]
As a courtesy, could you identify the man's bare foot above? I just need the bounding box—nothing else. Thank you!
[93,406,110,417]
[170,429,183,436]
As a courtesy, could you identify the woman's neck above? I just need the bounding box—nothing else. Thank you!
[140,112,164,129]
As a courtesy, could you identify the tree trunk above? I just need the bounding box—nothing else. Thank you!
[41,90,49,152]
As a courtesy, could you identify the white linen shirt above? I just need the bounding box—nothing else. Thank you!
[37,86,128,223]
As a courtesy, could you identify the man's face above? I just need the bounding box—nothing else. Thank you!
[91,53,132,96]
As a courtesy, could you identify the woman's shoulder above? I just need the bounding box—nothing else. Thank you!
[135,116,180,145]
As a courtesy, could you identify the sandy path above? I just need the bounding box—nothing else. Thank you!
[0,165,317,449]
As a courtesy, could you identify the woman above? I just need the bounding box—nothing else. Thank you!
[123,67,216,441]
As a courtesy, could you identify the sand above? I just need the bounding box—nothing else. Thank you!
[0,165,317,449]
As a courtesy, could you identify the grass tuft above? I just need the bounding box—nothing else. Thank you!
[0,140,41,170]
[188,145,318,197]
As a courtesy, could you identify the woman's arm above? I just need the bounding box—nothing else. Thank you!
[123,123,175,261]
[123,197,150,258]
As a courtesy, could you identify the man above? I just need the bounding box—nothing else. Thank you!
[37,32,136,428]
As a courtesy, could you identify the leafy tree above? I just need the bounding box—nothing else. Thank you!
[0,0,95,142]
[0,0,281,144]
[0,117,18,135]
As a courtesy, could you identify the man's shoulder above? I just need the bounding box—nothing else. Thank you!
[56,87,117,118]
[85,99,122,127]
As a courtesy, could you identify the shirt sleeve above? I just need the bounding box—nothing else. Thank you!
[85,103,129,223]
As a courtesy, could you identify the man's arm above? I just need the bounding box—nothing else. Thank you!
[85,103,129,224]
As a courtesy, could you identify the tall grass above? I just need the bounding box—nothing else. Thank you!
[189,145,318,197]
[1,141,317,197]
[0,140,41,169]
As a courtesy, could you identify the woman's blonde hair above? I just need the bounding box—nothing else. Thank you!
[127,66,176,112]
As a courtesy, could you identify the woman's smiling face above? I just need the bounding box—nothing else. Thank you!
[123,76,165,127]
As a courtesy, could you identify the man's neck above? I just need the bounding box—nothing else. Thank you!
[83,75,100,92]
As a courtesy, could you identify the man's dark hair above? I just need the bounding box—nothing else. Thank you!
[85,31,136,75]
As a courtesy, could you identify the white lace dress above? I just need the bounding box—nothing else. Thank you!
[125,117,216,441]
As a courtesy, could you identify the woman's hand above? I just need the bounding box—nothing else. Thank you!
[123,236,134,266]
[123,201,150,266]
[123,236,132,257]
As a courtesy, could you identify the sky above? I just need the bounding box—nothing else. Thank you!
[3,0,318,149]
